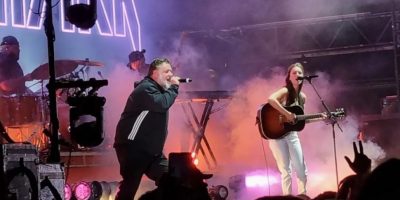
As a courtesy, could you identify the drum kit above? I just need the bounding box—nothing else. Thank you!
[0,59,103,150]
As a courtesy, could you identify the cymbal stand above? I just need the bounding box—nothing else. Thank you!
[304,78,343,188]
[39,80,47,122]
[44,0,61,163]
[39,80,50,149]
[82,59,90,80]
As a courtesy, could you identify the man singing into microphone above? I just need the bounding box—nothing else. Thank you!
[114,58,180,199]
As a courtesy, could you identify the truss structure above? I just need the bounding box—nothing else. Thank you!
[186,12,394,58]
[186,9,400,101]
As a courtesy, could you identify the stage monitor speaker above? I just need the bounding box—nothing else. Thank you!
[39,163,65,200]
[0,143,39,200]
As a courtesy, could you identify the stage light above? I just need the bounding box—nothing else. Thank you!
[68,180,121,200]
[108,181,120,200]
[90,181,103,200]
[84,181,120,200]
[190,152,199,166]
[73,181,92,200]
[64,0,97,29]
[68,96,106,147]
[193,158,199,166]
[70,179,121,200]
[65,183,72,200]
[245,174,279,188]
[209,185,229,200]
[228,174,245,192]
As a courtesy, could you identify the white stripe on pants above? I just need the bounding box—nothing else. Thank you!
[269,131,307,195]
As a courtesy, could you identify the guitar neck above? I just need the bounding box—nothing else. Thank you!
[296,113,323,121]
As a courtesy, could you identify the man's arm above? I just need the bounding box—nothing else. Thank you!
[0,76,28,93]
[142,84,179,112]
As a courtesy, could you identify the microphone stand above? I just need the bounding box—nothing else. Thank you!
[303,77,343,188]
[44,0,61,163]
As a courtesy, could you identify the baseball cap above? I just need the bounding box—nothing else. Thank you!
[1,36,19,46]
[127,49,145,66]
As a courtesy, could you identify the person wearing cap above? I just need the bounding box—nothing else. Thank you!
[0,35,30,95]
[138,152,213,199]
[127,49,149,76]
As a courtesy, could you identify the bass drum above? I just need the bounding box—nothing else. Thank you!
[57,101,77,150]
[0,95,44,126]
[5,124,49,151]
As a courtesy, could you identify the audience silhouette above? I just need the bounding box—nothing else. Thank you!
[336,141,371,200]
[356,158,400,200]
[255,140,399,200]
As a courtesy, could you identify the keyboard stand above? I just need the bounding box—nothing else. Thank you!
[180,100,217,169]
[177,91,234,169]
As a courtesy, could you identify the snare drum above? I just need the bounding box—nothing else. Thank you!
[0,95,43,126]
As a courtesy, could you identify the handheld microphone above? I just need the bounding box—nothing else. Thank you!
[178,78,192,83]
[297,75,318,81]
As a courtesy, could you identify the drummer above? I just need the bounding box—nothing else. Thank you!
[0,35,31,95]
[127,49,149,76]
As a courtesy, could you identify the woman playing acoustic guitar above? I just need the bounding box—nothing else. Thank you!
[267,62,326,196]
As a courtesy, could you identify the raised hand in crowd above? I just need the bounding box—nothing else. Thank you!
[344,140,371,175]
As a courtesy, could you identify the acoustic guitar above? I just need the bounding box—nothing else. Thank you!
[257,103,345,139]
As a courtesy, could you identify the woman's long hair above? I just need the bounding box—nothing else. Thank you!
[285,63,304,107]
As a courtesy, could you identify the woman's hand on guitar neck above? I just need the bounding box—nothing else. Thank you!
[305,112,328,124]
[323,109,346,123]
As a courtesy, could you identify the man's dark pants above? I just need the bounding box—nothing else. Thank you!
[115,145,168,200]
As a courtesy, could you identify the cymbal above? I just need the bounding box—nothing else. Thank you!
[29,59,103,80]
[74,60,103,67]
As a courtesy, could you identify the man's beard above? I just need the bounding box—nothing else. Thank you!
[163,82,171,90]
[0,52,18,61]
[156,72,171,90]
